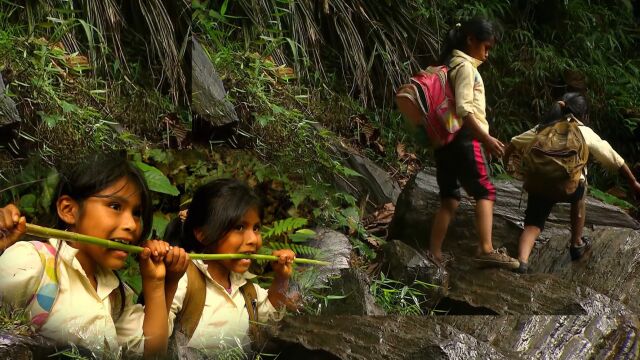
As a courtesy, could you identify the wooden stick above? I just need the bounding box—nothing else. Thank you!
[25,223,330,266]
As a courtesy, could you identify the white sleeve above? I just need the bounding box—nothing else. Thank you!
[0,242,43,307]
[581,126,625,171]
[168,272,188,335]
[256,284,283,322]
[114,284,145,355]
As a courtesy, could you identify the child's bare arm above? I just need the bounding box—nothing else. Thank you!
[138,240,170,358]
[0,204,26,252]
[267,249,295,309]
[619,163,640,195]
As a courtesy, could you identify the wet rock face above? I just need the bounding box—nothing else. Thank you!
[388,168,639,256]
[0,332,94,359]
[387,167,640,315]
[308,228,352,284]
[381,240,448,299]
[265,314,639,359]
[321,268,386,316]
[305,228,385,316]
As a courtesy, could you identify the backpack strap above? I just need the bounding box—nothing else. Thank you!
[239,281,262,348]
[109,271,125,322]
[27,241,59,329]
[446,62,464,94]
[174,261,206,340]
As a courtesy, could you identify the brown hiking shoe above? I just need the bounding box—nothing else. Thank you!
[474,247,520,269]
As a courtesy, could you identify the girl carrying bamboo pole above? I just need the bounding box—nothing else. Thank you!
[0,152,189,359]
[163,178,296,357]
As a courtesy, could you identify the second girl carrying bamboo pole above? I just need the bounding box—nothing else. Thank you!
[163,178,297,358]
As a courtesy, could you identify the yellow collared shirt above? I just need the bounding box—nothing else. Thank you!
[449,49,489,133]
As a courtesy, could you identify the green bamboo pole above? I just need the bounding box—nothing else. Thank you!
[25,223,330,266]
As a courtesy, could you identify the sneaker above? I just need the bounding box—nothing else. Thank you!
[474,247,520,269]
[570,236,592,261]
[513,261,529,274]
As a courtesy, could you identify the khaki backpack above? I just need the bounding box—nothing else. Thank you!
[174,261,262,347]
[522,116,589,200]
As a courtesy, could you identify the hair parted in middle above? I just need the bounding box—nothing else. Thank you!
[164,178,263,253]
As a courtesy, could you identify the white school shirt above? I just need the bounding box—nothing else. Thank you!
[0,238,145,357]
[169,259,279,354]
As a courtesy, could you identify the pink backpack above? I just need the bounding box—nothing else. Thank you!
[396,65,462,148]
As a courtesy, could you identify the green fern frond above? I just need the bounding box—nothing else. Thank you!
[262,217,308,240]
[262,242,321,259]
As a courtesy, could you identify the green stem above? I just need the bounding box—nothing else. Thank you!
[25,223,330,266]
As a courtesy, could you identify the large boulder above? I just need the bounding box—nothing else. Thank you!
[304,228,384,315]
[321,268,386,316]
[264,313,639,359]
[387,167,640,314]
[380,240,448,306]
[191,37,238,128]
[307,227,352,285]
[332,152,401,211]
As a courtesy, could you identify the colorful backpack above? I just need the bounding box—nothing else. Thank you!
[396,64,462,148]
[27,240,123,329]
[521,116,589,200]
[27,241,60,328]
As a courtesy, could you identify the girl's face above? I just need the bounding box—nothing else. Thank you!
[211,207,262,274]
[466,36,494,62]
[60,176,143,270]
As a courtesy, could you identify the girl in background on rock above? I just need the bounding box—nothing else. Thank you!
[504,92,640,273]
[428,18,519,269]
[0,152,189,359]
[163,178,295,357]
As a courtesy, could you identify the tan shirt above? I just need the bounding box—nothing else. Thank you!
[169,260,279,354]
[511,119,626,174]
[449,49,489,133]
[0,239,145,356]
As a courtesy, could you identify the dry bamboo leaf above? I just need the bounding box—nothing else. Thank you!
[396,142,406,158]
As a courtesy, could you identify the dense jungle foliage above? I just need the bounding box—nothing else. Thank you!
[2,0,640,339]
[203,0,640,191]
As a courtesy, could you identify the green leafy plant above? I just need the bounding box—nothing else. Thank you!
[0,304,32,336]
[133,160,180,196]
[370,273,439,315]
[260,217,320,259]
[589,187,635,210]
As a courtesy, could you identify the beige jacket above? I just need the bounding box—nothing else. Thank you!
[0,239,146,357]
[168,259,279,354]
[448,49,489,133]
[511,119,626,176]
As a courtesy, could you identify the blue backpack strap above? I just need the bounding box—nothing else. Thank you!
[27,241,59,329]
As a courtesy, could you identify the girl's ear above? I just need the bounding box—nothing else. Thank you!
[193,228,205,243]
[57,195,79,227]
[466,35,474,47]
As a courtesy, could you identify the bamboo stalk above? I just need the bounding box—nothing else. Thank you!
[25,223,330,266]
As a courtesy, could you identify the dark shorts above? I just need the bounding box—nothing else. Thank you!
[434,127,496,202]
[523,182,586,231]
